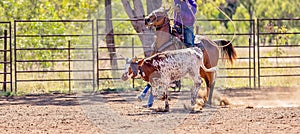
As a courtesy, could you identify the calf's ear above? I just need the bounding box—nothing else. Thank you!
[132,56,138,63]
[138,59,144,65]
[125,58,130,64]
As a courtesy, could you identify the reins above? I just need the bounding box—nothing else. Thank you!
[155,17,170,30]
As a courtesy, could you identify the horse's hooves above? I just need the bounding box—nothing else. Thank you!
[183,104,193,111]
[203,103,212,108]
[183,103,203,113]
[155,107,169,112]
[191,109,202,113]
[204,103,217,109]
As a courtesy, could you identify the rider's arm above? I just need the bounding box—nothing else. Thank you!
[187,0,197,14]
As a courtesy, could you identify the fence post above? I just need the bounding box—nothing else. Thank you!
[132,37,135,89]
[68,40,71,93]
[256,19,261,89]
[13,21,17,92]
[9,22,12,92]
[252,19,256,89]
[248,37,251,88]
[96,20,99,91]
[92,20,95,91]
[3,30,7,92]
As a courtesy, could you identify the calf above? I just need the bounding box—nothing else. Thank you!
[121,47,218,111]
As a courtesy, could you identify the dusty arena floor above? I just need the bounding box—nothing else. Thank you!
[0,87,300,134]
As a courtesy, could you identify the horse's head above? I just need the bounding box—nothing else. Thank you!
[121,56,143,81]
[145,7,170,29]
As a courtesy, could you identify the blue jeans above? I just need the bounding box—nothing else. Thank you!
[140,83,154,107]
[175,25,195,48]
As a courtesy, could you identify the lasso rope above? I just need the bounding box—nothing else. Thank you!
[208,0,237,48]
[183,0,237,48]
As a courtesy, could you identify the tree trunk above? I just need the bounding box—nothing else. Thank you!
[121,0,162,57]
[146,0,162,15]
[105,0,118,71]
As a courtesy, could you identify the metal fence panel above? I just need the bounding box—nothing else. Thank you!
[14,20,95,93]
[1,18,297,92]
[0,22,12,92]
[257,18,300,88]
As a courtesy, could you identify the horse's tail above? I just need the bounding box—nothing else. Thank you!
[213,39,237,64]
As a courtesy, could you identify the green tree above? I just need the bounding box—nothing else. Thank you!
[0,0,100,70]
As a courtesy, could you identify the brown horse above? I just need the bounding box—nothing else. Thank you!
[144,7,237,105]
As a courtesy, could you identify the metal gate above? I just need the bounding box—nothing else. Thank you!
[14,20,95,92]
[0,22,12,92]
[257,18,300,88]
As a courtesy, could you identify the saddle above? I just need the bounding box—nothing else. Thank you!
[170,25,184,42]
[170,25,205,51]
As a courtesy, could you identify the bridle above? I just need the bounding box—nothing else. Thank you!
[130,62,139,76]
[147,11,170,31]
[146,9,184,54]
[127,59,145,78]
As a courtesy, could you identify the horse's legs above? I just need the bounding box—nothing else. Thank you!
[176,80,181,92]
[206,72,216,105]
[204,76,210,103]
[164,92,170,111]
[172,80,181,92]
[207,81,215,105]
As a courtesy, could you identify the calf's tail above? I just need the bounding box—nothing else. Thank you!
[193,47,218,73]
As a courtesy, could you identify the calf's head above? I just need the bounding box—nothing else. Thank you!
[121,56,144,81]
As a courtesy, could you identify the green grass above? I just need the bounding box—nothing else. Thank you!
[0,91,24,97]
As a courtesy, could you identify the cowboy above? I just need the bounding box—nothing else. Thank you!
[137,0,197,108]
[174,0,197,48]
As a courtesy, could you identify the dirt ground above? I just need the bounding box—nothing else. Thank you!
[0,87,300,134]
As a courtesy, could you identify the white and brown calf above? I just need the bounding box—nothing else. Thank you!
[121,47,218,111]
